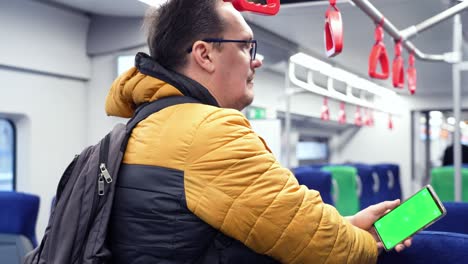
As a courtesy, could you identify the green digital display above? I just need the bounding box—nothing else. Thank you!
[374,187,444,250]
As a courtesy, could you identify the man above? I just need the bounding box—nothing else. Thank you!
[442,143,468,166]
[105,0,410,263]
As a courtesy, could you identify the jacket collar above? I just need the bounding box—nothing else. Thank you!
[135,52,219,107]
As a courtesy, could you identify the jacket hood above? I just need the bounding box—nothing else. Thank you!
[105,52,219,118]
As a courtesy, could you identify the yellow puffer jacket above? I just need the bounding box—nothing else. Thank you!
[105,56,378,264]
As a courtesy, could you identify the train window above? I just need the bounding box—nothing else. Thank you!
[412,109,468,186]
[116,55,134,76]
[296,139,329,166]
[0,119,15,191]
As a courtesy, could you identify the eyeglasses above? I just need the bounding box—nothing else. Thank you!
[187,38,258,61]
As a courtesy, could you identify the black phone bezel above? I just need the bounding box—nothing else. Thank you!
[373,184,447,251]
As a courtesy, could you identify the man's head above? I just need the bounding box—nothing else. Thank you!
[145,0,262,111]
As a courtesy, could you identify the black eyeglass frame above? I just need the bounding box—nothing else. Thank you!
[187,38,258,61]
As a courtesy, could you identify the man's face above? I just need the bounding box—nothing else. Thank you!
[211,3,263,111]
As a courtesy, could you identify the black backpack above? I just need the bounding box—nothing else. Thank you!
[24,96,199,264]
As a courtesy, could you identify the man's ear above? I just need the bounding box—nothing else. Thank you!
[190,41,216,73]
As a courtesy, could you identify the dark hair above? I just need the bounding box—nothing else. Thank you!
[144,0,225,71]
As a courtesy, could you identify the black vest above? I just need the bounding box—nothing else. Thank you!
[109,164,278,264]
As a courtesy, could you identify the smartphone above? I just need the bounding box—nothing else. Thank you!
[373,185,446,251]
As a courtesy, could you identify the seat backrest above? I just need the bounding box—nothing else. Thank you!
[350,164,377,210]
[431,166,468,202]
[292,167,333,205]
[426,202,468,234]
[378,231,468,264]
[0,234,33,264]
[371,164,393,202]
[375,163,402,200]
[0,192,39,247]
[321,165,359,216]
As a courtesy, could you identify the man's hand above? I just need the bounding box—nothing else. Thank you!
[346,200,412,253]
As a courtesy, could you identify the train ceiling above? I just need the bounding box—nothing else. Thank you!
[34,0,468,96]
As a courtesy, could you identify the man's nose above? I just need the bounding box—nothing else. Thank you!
[251,58,263,69]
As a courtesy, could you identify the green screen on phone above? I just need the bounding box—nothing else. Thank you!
[374,187,443,250]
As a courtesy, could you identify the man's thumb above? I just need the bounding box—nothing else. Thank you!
[376,199,400,214]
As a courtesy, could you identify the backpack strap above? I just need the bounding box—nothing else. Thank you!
[121,96,200,151]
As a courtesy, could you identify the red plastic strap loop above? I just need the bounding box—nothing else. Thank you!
[368,110,374,126]
[324,3,343,57]
[363,109,372,126]
[225,0,280,16]
[407,53,417,95]
[321,97,330,121]
[354,106,362,126]
[338,102,346,124]
[409,52,415,66]
[369,25,389,79]
[388,114,394,130]
[375,25,384,42]
[369,43,389,79]
[392,41,405,88]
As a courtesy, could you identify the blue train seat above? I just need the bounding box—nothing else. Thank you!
[350,163,378,210]
[292,166,334,205]
[0,234,33,264]
[0,192,40,247]
[373,163,402,202]
[377,163,402,200]
[426,202,468,234]
[378,231,468,264]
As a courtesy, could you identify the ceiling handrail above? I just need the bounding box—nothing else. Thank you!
[351,0,468,63]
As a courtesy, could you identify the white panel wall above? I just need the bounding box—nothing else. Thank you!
[86,47,148,145]
[253,69,328,118]
[250,119,282,162]
[0,0,91,79]
[0,69,87,239]
[0,1,91,239]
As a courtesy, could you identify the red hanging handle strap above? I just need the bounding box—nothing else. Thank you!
[338,102,346,124]
[354,106,363,126]
[225,0,280,15]
[369,24,389,79]
[321,97,330,121]
[407,53,417,95]
[368,110,374,127]
[392,40,405,88]
[388,114,394,130]
[324,0,343,57]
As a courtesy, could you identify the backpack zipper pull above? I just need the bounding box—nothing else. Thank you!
[99,163,113,183]
[98,175,105,196]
